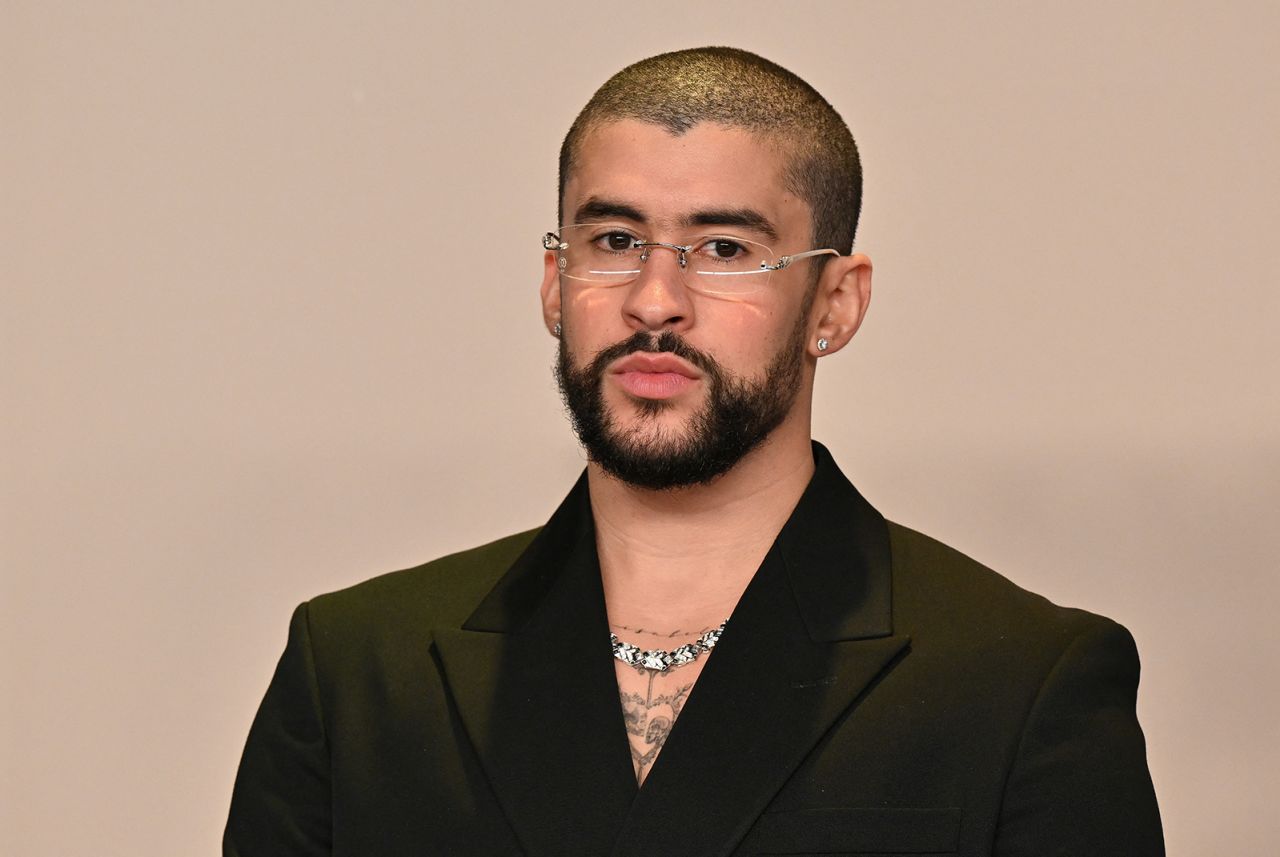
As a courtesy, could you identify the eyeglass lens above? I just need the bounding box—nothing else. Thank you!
[554,224,774,294]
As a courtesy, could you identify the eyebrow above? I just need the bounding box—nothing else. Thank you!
[572,197,781,244]
[683,208,779,243]
[573,198,647,224]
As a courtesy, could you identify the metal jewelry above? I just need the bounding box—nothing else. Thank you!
[553,322,562,337]
[610,621,727,672]
[817,337,829,352]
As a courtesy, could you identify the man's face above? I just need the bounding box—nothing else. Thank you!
[546,120,820,489]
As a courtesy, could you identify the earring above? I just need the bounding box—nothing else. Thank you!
[816,337,829,352]
[553,322,562,337]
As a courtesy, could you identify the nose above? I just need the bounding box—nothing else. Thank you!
[621,244,695,333]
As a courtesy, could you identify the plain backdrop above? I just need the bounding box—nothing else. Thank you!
[4,2,1278,854]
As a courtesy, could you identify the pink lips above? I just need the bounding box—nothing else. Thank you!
[611,353,701,400]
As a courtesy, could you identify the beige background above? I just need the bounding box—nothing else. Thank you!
[4,1,1278,854]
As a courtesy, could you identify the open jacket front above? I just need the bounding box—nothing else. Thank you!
[225,444,1163,856]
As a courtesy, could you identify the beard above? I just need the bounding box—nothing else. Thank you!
[555,320,808,491]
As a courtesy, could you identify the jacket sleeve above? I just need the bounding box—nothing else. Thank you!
[994,618,1164,856]
[224,603,332,857]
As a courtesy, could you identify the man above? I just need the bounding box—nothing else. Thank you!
[225,48,1163,856]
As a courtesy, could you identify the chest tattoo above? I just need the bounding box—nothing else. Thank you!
[619,670,693,782]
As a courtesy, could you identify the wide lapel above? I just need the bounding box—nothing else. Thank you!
[610,444,910,857]
[434,475,637,857]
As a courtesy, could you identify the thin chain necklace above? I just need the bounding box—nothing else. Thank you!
[610,620,728,672]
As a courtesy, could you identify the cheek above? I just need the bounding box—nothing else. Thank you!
[562,286,633,351]
[563,285,621,323]
[699,300,790,368]
[561,287,624,361]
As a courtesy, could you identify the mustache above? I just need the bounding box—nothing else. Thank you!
[585,331,721,378]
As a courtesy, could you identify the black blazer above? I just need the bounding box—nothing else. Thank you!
[225,444,1163,856]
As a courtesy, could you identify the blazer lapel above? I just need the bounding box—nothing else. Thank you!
[610,444,909,857]
[434,476,637,857]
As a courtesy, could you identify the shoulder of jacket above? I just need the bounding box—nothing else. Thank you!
[884,520,1125,645]
[303,527,541,630]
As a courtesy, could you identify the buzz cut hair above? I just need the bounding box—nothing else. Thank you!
[558,47,862,257]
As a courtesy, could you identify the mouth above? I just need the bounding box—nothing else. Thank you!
[609,353,702,400]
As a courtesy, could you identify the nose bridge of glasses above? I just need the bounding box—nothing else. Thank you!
[621,240,696,327]
[630,236,775,296]
[636,240,691,270]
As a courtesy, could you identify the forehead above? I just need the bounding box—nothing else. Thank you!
[564,120,809,239]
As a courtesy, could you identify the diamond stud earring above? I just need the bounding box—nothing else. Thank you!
[553,322,562,337]
[816,337,829,352]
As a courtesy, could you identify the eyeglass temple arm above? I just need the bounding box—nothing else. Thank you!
[767,248,840,271]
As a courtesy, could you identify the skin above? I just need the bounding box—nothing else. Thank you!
[540,119,873,783]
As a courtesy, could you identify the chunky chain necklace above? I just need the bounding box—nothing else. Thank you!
[610,621,727,672]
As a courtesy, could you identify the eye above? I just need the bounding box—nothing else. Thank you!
[698,237,748,260]
[711,239,744,258]
[590,230,638,253]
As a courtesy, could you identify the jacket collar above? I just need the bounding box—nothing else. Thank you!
[460,467,595,634]
[777,441,894,642]
[461,441,893,642]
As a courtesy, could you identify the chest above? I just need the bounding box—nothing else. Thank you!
[614,658,710,784]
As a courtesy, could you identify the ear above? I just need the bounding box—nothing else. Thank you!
[540,250,562,337]
[808,253,872,357]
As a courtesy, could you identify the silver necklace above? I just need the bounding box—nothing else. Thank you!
[610,621,727,672]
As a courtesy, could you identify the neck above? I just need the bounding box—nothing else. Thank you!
[589,417,816,632]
